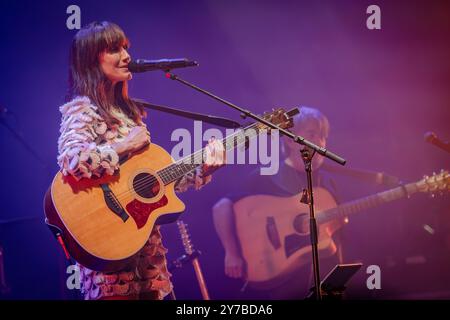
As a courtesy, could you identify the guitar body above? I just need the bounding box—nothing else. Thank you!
[234,170,450,290]
[233,187,345,290]
[44,143,185,272]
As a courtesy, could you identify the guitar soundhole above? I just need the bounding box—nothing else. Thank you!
[133,173,160,199]
[293,214,308,234]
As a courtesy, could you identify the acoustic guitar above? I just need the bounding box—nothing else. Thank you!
[44,108,297,272]
[234,170,449,290]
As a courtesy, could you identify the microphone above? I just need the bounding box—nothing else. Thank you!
[128,58,199,73]
[424,131,450,154]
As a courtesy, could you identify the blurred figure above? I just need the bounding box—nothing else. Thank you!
[212,107,343,299]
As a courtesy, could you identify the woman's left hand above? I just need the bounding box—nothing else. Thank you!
[195,137,226,189]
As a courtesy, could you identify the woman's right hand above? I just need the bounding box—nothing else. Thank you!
[112,126,150,156]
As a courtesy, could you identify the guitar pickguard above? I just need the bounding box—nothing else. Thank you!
[126,196,168,229]
[284,233,310,258]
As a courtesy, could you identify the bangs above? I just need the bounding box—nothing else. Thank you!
[68,21,143,125]
[72,21,131,69]
[98,22,130,52]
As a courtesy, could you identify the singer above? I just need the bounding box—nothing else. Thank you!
[57,21,224,300]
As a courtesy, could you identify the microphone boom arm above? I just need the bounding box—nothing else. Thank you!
[133,99,241,128]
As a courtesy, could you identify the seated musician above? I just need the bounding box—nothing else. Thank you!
[212,107,343,299]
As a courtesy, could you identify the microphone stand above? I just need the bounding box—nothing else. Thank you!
[162,70,346,300]
[133,99,242,129]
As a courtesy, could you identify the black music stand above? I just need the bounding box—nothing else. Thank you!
[306,263,362,300]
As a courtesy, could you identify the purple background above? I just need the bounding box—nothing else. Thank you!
[0,0,449,299]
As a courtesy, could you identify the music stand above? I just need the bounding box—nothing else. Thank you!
[306,263,362,300]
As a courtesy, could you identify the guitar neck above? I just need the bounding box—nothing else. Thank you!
[318,181,419,225]
[157,122,263,185]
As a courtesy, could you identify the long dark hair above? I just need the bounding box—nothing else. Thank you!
[67,21,144,126]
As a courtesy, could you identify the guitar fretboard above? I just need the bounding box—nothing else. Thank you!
[317,182,418,224]
[157,122,264,185]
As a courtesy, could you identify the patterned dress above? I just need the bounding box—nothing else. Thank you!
[57,96,203,300]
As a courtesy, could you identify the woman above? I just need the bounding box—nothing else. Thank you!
[57,21,224,300]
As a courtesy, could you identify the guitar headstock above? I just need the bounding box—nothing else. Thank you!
[416,170,449,196]
[257,107,299,133]
[177,220,194,255]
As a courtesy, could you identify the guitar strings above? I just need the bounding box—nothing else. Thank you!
[117,110,294,201]
[115,121,260,200]
[114,130,244,201]
[113,121,263,201]
[120,115,288,200]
